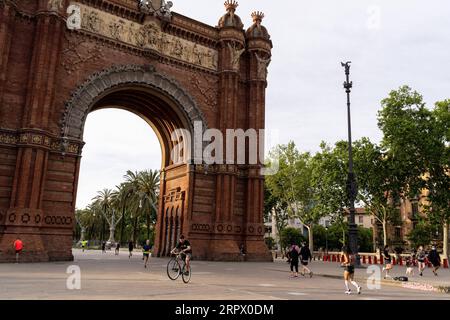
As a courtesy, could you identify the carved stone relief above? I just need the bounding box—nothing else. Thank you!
[75,3,218,71]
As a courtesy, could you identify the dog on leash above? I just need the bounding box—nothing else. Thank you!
[406,266,414,276]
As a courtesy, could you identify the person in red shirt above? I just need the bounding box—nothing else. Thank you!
[13,237,23,263]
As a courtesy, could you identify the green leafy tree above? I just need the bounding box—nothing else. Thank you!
[280,227,306,250]
[353,138,401,247]
[266,142,326,252]
[378,87,449,256]
[407,219,433,249]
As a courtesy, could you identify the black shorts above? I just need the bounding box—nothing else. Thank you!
[181,252,192,260]
[301,261,309,266]
[345,266,355,274]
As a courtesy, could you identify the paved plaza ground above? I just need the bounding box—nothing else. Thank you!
[0,249,449,300]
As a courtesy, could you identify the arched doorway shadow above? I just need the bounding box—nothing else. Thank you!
[62,65,207,257]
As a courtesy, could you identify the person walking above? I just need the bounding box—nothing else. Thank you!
[287,244,300,278]
[128,240,134,259]
[13,237,23,263]
[382,245,393,279]
[143,240,151,269]
[299,242,313,277]
[115,242,120,256]
[341,246,362,295]
[101,241,106,254]
[417,246,427,276]
[428,246,441,276]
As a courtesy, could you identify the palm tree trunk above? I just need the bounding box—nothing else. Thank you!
[133,216,138,245]
[101,218,106,243]
[120,207,126,244]
[147,213,151,240]
[383,221,387,247]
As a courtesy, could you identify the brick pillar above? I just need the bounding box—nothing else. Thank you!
[243,12,273,261]
[0,4,68,262]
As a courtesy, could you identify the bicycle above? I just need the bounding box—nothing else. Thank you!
[167,252,192,283]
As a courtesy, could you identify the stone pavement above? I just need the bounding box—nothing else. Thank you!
[0,249,448,300]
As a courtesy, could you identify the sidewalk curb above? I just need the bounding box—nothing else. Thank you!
[316,273,450,294]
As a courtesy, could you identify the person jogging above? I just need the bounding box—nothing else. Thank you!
[287,244,300,278]
[299,242,313,277]
[101,242,106,254]
[428,246,441,276]
[143,240,151,269]
[128,240,134,259]
[115,242,120,255]
[81,240,88,252]
[341,246,362,295]
[417,246,427,276]
[13,237,23,263]
[382,245,393,279]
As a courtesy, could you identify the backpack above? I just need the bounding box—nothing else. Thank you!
[290,247,299,259]
[394,276,408,282]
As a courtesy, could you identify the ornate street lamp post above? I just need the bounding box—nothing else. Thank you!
[341,61,360,265]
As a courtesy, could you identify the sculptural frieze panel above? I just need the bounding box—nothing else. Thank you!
[73,3,218,71]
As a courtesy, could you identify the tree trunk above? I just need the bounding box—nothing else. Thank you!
[147,214,151,241]
[342,227,346,246]
[107,226,115,243]
[80,227,86,242]
[120,207,126,244]
[101,218,106,243]
[307,224,314,253]
[443,220,449,259]
[133,216,138,245]
[382,221,387,247]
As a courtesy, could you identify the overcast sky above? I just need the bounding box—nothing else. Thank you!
[76,0,450,208]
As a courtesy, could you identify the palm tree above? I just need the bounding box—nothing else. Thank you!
[112,183,133,244]
[92,188,120,244]
[124,171,144,244]
[137,170,160,240]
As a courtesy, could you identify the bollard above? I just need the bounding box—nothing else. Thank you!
[443,259,449,269]
[392,257,396,265]
[398,257,403,266]
[374,256,377,264]
[332,255,336,262]
[362,256,366,264]
[380,256,384,265]
[368,256,372,264]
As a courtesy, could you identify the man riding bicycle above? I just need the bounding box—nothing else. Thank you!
[171,235,192,273]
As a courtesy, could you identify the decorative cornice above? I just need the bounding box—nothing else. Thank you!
[0,128,83,156]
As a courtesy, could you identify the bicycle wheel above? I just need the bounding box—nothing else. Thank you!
[167,258,181,280]
[181,263,191,283]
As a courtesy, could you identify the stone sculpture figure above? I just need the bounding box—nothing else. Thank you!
[228,43,245,71]
[255,53,271,79]
[48,0,63,11]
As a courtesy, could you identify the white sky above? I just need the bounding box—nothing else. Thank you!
[75,0,450,209]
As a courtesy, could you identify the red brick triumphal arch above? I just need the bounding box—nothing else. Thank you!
[0,0,273,262]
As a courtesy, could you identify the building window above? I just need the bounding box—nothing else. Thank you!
[358,216,364,224]
[412,202,419,218]
[395,227,401,239]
